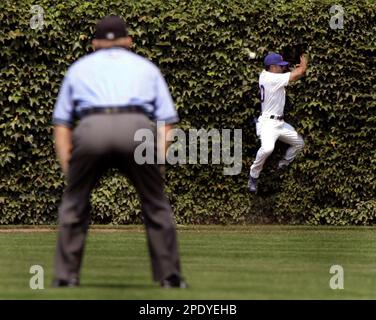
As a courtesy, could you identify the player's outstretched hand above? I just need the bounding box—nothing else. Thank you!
[300,54,308,67]
[295,54,308,71]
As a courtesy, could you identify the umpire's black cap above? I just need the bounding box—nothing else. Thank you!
[95,15,128,40]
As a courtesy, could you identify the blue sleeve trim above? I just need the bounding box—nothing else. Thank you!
[157,115,180,124]
[52,118,74,128]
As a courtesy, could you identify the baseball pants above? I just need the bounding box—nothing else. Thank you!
[54,112,181,283]
[250,117,304,178]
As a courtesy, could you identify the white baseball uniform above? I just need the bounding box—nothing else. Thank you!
[250,70,304,179]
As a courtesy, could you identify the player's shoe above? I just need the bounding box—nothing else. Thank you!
[248,176,258,193]
[277,159,289,170]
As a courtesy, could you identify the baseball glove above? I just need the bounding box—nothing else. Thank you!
[281,40,308,65]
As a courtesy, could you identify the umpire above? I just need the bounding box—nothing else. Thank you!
[51,15,187,288]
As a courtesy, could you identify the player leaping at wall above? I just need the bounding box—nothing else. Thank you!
[248,53,308,193]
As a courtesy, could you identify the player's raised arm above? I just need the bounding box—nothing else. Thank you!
[289,54,308,82]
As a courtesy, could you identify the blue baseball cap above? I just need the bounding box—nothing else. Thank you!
[264,53,289,66]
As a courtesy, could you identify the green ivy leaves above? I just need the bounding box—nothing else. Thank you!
[1,0,375,225]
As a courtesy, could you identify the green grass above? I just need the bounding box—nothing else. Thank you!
[0,225,375,299]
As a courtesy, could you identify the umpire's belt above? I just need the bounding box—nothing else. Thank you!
[79,105,151,119]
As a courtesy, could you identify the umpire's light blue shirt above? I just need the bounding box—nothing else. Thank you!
[53,48,179,128]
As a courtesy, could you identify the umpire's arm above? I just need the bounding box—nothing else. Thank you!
[153,68,180,164]
[52,71,74,175]
[158,124,174,157]
[54,125,72,175]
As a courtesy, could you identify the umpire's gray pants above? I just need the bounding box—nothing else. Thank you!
[54,113,181,283]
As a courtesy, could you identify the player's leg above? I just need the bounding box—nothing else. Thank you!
[250,123,279,179]
[53,120,107,286]
[248,122,279,192]
[277,121,304,168]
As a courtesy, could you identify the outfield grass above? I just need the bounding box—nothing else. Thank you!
[0,225,375,299]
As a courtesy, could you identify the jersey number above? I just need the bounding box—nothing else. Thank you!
[260,85,265,102]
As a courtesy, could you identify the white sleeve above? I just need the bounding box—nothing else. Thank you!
[268,72,291,89]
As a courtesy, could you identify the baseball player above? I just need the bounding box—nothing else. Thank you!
[248,52,308,193]
[52,16,187,288]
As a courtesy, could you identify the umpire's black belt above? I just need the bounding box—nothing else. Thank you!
[79,105,151,119]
